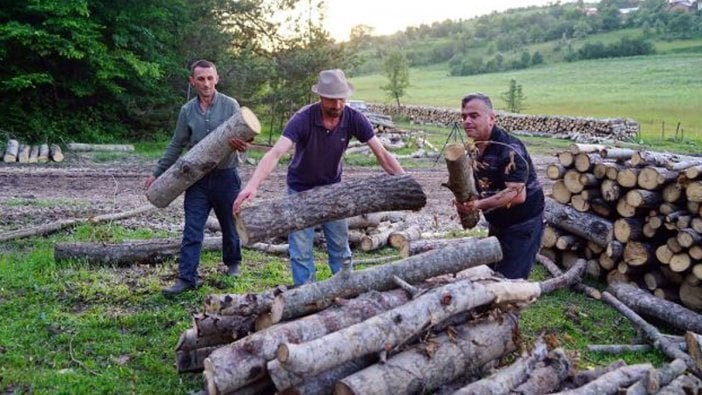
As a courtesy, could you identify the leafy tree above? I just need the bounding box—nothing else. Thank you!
[501,79,526,113]
[380,49,410,107]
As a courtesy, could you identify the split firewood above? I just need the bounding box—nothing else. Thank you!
[3,139,19,162]
[273,263,585,387]
[451,336,549,395]
[49,144,64,162]
[270,236,502,324]
[146,107,261,208]
[557,363,653,394]
[202,289,411,394]
[66,143,135,152]
[1,204,154,243]
[544,198,613,248]
[334,314,519,395]
[235,174,426,245]
[442,142,480,229]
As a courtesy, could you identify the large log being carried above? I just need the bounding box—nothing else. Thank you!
[235,174,427,245]
[269,236,502,324]
[544,198,613,248]
[442,142,480,229]
[146,107,261,208]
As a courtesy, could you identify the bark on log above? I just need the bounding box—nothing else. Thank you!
[536,254,602,299]
[680,282,702,311]
[17,144,29,163]
[637,167,678,191]
[278,355,377,395]
[547,164,567,180]
[600,179,622,202]
[203,289,410,394]
[613,218,644,243]
[55,237,221,265]
[28,145,38,163]
[450,337,549,395]
[512,348,571,395]
[622,241,654,266]
[631,150,698,168]
[176,346,219,373]
[3,139,18,162]
[686,331,702,374]
[600,148,635,161]
[657,374,702,394]
[607,282,702,334]
[49,144,64,162]
[146,108,261,208]
[335,315,519,395]
[67,143,135,152]
[203,285,288,316]
[360,224,398,252]
[346,213,384,229]
[442,143,480,229]
[271,237,501,323]
[544,198,613,248]
[557,363,653,395]
[235,174,426,245]
[388,225,422,249]
[570,360,627,387]
[625,189,662,209]
[38,143,49,162]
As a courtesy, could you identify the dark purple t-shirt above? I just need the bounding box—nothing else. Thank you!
[283,103,375,191]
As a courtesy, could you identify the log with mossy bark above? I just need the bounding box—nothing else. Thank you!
[235,174,426,245]
[146,107,261,208]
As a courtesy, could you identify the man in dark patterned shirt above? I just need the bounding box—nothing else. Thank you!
[455,92,545,279]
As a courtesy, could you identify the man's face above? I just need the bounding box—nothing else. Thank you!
[461,99,495,141]
[189,66,219,100]
[320,97,345,118]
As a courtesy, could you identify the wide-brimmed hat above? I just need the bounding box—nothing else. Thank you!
[311,69,354,99]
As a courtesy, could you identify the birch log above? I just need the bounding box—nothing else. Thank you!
[270,236,502,323]
[442,143,480,229]
[335,314,519,395]
[235,174,426,245]
[146,107,261,208]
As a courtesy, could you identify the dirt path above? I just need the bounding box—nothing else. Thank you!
[0,153,554,236]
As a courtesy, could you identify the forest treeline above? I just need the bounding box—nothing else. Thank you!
[1,0,699,143]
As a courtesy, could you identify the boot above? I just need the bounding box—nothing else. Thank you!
[162,279,196,296]
[227,263,241,277]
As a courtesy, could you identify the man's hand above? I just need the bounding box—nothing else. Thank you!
[233,187,257,213]
[144,175,156,190]
[228,137,251,152]
[455,199,480,215]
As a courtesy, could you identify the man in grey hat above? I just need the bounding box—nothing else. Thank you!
[233,69,405,285]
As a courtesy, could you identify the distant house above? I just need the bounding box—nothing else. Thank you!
[667,0,695,12]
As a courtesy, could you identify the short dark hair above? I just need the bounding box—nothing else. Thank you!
[190,59,216,75]
[461,92,493,110]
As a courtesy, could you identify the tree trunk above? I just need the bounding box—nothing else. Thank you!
[203,289,410,394]
[544,198,613,248]
[49,144,64,162]
[631,150,697,168]
[570,360,627,387]
[203,285,288,316]
[334,314,518,395]
[512,348,571,394]
[146,108,261,208]
[442,143,480,229]
[3,139,18,162]
[625,189,662,209]
[235,174,426,245]
[67,143,135,152]
[278,355,378,395]
[270,237,501,323]
[558,364,653,395]
[400,236,481,258]
[607,282,702,334]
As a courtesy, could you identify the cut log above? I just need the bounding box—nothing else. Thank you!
[203,289,410,394]
[558,364,653,395]
[3,139,18,162]
[607,282,702,334]
[662,182,684,203]
[38,143,49,162]
[564,170,585,194]
[687,181,702,202]
[600,179,623,202]
[203,285,288,316]
[146,107,261,208]
[512,348,571,395]
[67,143,135,152]
[606,241,624,260]
[677,228,702,248]
[623,241,654,266]
[544,198,613,248]
[627,358,688,395]
[49,144,64,162]
[556,234,583,251]
[574,152,603,173]
[637,167,678,190]
[28,145,38,163]
[551,180,572,204]
[542,225,565,249]
[657,373,702,394]
[571,143,606,154]
[625,189,662,209]
[235,174,426,245]
[669,252,691,273]
[333,315,518,395]
[644,271,670,290]
[631,150,698,168]
[278,356,377,395]
[617,167,640,188]
[558,151,574,167]
[270,237,502,323]
[547,164,567,180]
[600,148,635,161]
[590,198,614,218]
[387,225,422,250]
[359,224,398,252]
[442,143,480,229]
[680,282,702,311]
[399,236,477,258]
[685,164,702,179]
[570,359,627,387]
[613,218,644,243]
[346,213,384,229]
[450,337,549,395]
[17,144,29,163]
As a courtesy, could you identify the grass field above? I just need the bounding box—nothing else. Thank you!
[351,52,702,147]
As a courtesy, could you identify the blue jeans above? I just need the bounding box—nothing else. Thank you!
[179,168,241,285]
[288,189,352,285]
[489,213,545,279]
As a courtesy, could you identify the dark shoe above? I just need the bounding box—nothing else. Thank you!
[227,264,241,277]
[162,279,196,296]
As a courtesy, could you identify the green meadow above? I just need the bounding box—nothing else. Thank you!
[352,52,702,145]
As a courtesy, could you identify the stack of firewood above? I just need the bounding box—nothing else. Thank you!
[2,139,64,163]
[174,237,604,394]
[543,143,702,312]
[367,104,639,142]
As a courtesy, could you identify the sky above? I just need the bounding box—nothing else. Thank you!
[322,0,564,41]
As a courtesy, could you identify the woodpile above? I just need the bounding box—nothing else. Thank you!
[174,241,606,394]
[543,143,702,314]
[2,139,64,163]
[368,104,639,143]
[344,129,440,159]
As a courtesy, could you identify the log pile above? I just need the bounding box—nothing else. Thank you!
[344,129,440,160]
[2,139,64,163]
[174,238,604,394]
[543,143,702,313]
[367,104,639,143]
